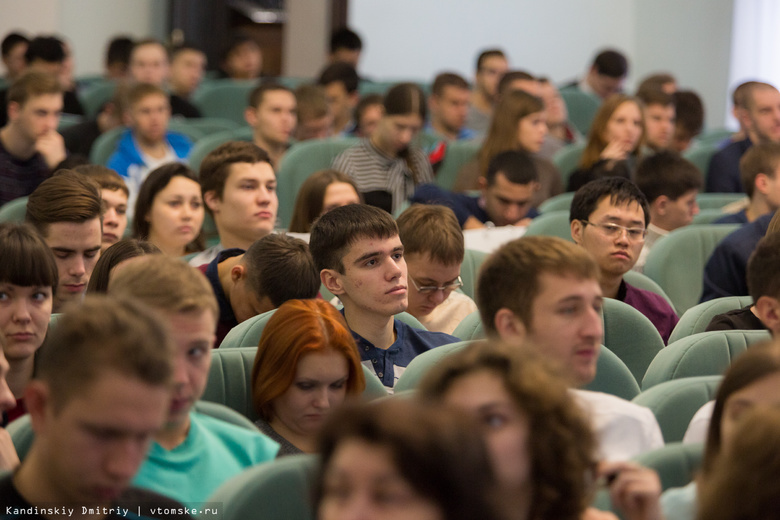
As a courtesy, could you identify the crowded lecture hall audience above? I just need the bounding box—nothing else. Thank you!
[0,19,776,520]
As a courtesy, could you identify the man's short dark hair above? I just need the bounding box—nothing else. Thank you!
[748,232,780,302]
[497,70,535,96]
[569,177,650,227]
[431,73,469,97]
[485,150,538,187]
[26,170,103,237]
[171,42,204,60]
[317,62,359,94]
[740,143,780,198]
[248,82,293,110]
[24,36,64,64]
[592,49,628,78]
[673,90,705,140]
[637,89,675,109]
[635,152,702,203]
[2,32,28,58]
[636,73,676,97]
[476,49,505,71]
[244,234,319,307]
[106,36,133,68]
[330,27,362,54]
[310,204,398,274]
[199,141,272,207]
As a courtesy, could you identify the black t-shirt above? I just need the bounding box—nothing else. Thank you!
[705,305,768,332]
[0,473,196,520]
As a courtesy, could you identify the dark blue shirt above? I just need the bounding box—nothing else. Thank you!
[198,248,244,346]
[410,183,538,228]
[706,138,752,193]
[713,209,749,225]
[348,317,458,389]
[700,212,772,302]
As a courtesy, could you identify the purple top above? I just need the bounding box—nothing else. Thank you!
[619,280,679,344]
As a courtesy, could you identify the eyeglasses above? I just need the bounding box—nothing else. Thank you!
[410,276,464,294]
[580,220,646,241]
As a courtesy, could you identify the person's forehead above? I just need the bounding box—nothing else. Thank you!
[260,90,295,108]
[440,84,469,99]
[480,55,507,71]
[132,44,167,62]
[590,195,644,220]
[22,93,63,110]
[46,219,102,245]
[533,271,601,304]
[134,93,169,108]
[750,87,780,109]
[345,234,401,258]
[226,161,275,184]
[490,172,534,192]
[173,49,205,64]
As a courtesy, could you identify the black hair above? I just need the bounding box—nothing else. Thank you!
[318,62,359,94]
[569,177,650,227]
[592,49,628,78]
[1,32,28,57]
[486,150,539,186]
[330,27,362,53]
[24,36,65,64]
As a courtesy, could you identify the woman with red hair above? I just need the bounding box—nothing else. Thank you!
[251,299,366,456]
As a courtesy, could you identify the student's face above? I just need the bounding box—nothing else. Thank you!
[571,197,646,277]
[517,111,548,153]
[443,369,530,491]
[746,88,780,144]
[206,161,278,245]
[9,93,63,142]
[296,113,332,141]
[249,90,297,147]
[169,49,206,97]
[333,235,408,318]
[128,93,170,144]
[720,372,780,449]
[663,189,699,231]
[539,82,568,125]
[146,176,204,256]
[589,72,625,100]
[481,173,538,227]
[270,349,349,439]
[319,439,444,520]
[0,283,52,363]
[322,182,360,215]
[0,349,14,412]
[357,103,383,138]
[476,56,508,99]
[331,48,361,69]
[521,273,603,387]
[376,113,423,155]
[2,41,28,79]
[32,371,170,506]
[100,188,128,250]
[324,82,356,125]
[164,308,216,430]
[432,85,470,134]
[404,253,461,319]
[44,218,102,311]
[643,104,675,151]
[224,42,262,80]
[603,101,643,151]
[129,43,169,86]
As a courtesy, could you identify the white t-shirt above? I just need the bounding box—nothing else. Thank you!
[416,291,477,335]
[682,400,714,444]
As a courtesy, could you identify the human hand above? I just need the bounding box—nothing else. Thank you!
[35,130,67,170]
[599,139,630,162]
[599,461,662,520]
[0,427,20,471]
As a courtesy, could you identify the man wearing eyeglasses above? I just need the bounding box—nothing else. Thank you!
[397,204,477,334]
[570,177,679,343]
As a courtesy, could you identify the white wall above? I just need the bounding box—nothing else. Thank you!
[0,0,167,76]
[350,0,735,127]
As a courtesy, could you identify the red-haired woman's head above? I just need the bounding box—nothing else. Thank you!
[252,299,366,429]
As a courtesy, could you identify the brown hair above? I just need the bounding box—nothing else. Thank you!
[289,169,360,233]
[199,141,272,205]
[0,222,58,292]
[740,142,780,198]
[673,90,704,141]
[248,82,293,110]
[701,341,780,475]
[26,170,103,237]
[86,239,161,294]
[36,295,174,410]
[126,81,169,108]
[636,73,676,97]
[397,204,464,266]
[579,95,645,170]
[6,70,62,107]
[636,89,674,109]
[698,406,780,520]
[309,203,398,273]
[635,151,702,202]
[108,254,218,318]
[294,84,328,122]
[476,49,506,71]
[478,90,545,178]
[252,299,365,420]
[243,234,320,306]
[316,399,501,520]
[478,236,599,334]
[747,233,780,301]
[419,341,597,520]
[73,164,130,198]
[431,72,469,97]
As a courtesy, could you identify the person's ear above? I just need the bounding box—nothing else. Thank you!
[244,106,258,127]
[6,101,21,121]
[755,296,780,334]
[203,190,220,213]
[570,218,585,244]
[230,264,246,283]
[321,269,345,296]
[25,380,52,435]
[755,173,770,196]
[655,195,671,216]
[493,308,527,344]
[478,176,488,192]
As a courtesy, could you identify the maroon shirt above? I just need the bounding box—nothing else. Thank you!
[619,280,679,344]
